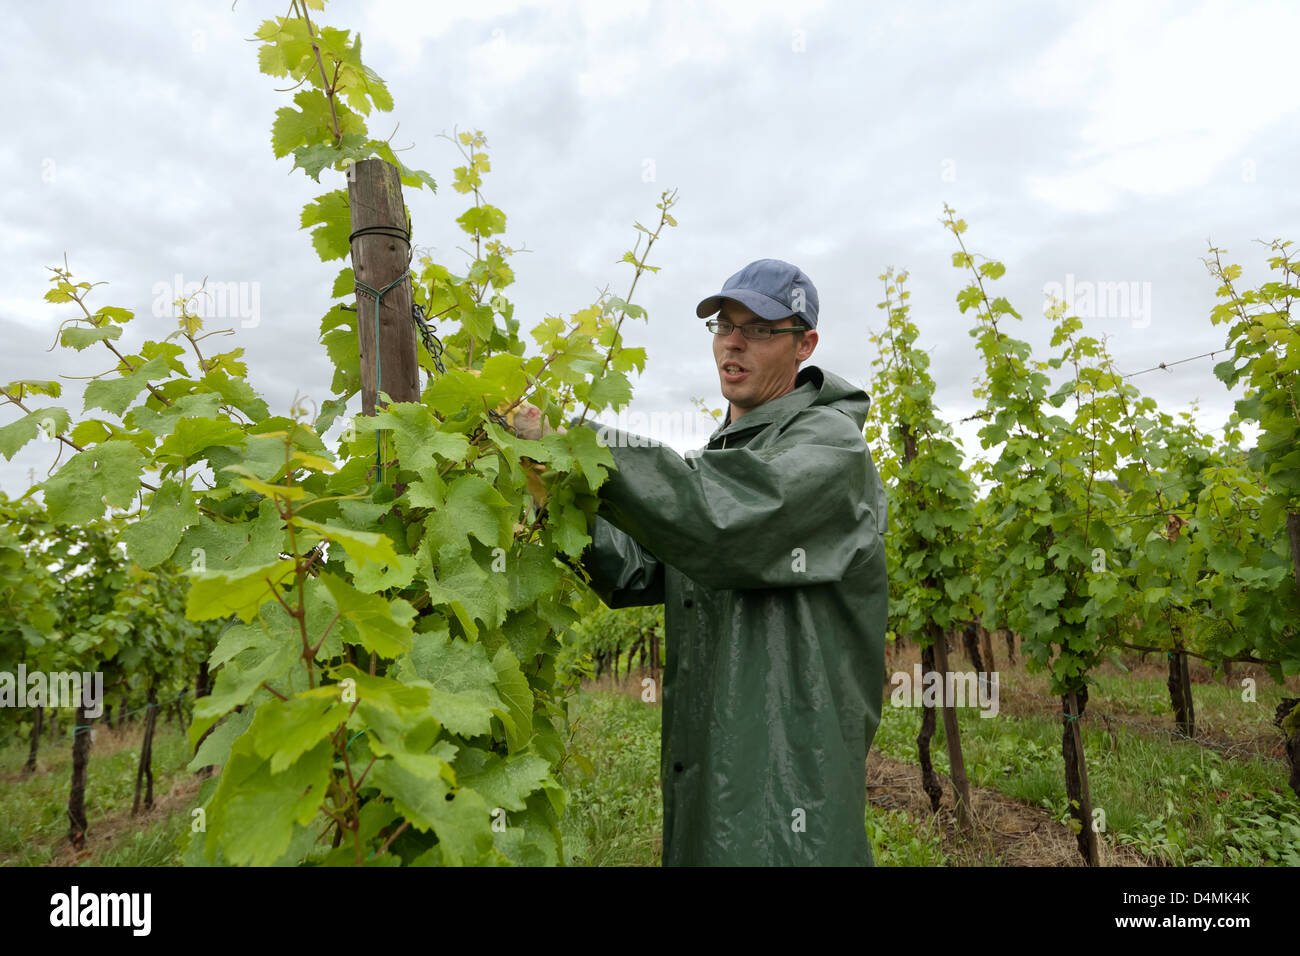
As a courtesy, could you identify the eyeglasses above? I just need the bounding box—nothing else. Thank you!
[705,318,805,341]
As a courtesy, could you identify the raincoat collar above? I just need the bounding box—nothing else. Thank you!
[709,365,867,446]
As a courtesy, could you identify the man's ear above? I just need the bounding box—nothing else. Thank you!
[797,329,818,362]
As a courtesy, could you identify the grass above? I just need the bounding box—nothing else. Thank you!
[0,718,196,866]
[873,654,1300,866]
[558,689,664,866]
[865,807,949,866]
[3,652,1295,867]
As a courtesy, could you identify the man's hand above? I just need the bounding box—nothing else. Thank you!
[511,403,565,509]
[512,403,565,441]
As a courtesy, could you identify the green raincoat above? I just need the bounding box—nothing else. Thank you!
[578,365,889,866]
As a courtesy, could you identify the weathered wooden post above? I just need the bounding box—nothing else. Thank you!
[1065,689,1101,865]
[67,703,92,849]
[347,158,420,418]
[930,625,974,833]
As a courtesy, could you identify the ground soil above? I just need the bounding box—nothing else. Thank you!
[865,750,1151,866]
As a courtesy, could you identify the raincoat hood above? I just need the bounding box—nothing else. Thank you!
[579,363,889,866]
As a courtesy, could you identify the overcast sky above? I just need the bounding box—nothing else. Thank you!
[3,0,1296,499]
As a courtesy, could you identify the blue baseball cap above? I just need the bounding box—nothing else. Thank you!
[695,258,820,329]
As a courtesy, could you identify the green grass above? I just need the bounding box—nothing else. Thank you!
[872,670,1300,866]
[866,807,948,866]
[1085,666,1288,741]
[557,689,665,866]
[0,720,196,866]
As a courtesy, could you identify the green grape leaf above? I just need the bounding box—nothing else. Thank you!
[292,515,398,566]
[319,571,416,657]
[187,706,254,772]
[156,416,245,462]
[301,189,351,262]
[490,646,534,753]
[336,665,432,719]
[424,473,515,551]
[400,628,501,737]
[205,735,332,866]
[40,441,145,524]
[360,402,470,470]
[0,407,70,460]
[347,551,419,593]
[118,479,199,568]
[83,355,172,417]
[456,204,507,238]
[179,501,288,573]
[126,392,224,438]
[586,370,633,410]
[194,636,298,724]
[251,691,351,773]
[507,543,563,609]
[200,370,271,422]
[368,758,497,865]
[420,541,509,638]
[60,325,123,351]
[291,133,368,181]
[456,751,553,813]
[186,558,298,622]
[4,379,63,398]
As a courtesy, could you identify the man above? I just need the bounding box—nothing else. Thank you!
[522,259,889,866]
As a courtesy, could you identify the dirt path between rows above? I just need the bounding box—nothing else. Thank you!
[867,750,1152,866]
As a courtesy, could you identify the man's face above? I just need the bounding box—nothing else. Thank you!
[712,299,818,420]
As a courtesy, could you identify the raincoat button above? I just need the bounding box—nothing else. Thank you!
[673,762,683,772]
[683,598,694,608]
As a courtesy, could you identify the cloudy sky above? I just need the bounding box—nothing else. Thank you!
[3,0,1296,498]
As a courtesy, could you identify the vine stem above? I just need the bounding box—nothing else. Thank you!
[576,189,678,427]
[55,277,175,409]
[375,820,411,858]
[279,440,315,691]
[295,0,343,144]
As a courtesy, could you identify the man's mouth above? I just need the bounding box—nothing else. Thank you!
[721,362,748,384]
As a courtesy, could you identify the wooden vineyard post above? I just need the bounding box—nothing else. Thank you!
[347,158,420,419]
[194,660,215,778]
[961,622,984,671]
[24,705,42,773]
[930,626,973,833]
[978,622,996,675]
[67,703,92,849]
[133,684,159,815]
[916,642,944,813]
[1065,690,1101,866]
[1167,637,1196,738]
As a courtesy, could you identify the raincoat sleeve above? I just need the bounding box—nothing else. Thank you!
[579,513,667,609]
[584,407,885,591]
